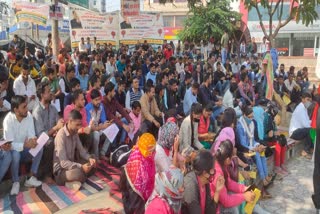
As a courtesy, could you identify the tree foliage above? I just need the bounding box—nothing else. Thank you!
[178,0,241,43]
[242,0,320,42]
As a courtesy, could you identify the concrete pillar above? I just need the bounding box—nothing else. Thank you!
[314,35,318,57]
[289,33,293,56]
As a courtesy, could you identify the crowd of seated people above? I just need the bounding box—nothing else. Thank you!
[0,35,316,214]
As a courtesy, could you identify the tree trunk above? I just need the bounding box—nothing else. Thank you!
[52,0,59,60]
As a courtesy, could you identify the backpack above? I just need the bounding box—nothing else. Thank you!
[110,145,131,168]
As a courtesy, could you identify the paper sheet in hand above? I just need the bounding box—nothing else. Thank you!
[29,132,49,157]
[51,99,61,112]
[103,123,119,143]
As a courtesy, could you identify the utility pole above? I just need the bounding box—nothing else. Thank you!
[52,0,59,60]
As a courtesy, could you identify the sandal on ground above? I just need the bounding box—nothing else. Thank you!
[301,151,312,159]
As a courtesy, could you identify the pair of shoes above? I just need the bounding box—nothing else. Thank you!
[65,181,82,191]
[10,176,42,195]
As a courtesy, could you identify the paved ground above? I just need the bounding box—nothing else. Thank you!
[260,156,316,214]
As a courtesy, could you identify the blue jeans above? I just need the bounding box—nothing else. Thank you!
[11,148,43,182]
[92,131,111,157]
[0,150,12,182]
[254,152,268,180]
[221,48,227,65]
[215,80,230,96]
[117,118,129,144]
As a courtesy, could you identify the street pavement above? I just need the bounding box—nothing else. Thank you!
[260,156,316,214]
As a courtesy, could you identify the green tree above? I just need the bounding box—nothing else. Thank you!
[242,0,320,45]
[178,0,241,43]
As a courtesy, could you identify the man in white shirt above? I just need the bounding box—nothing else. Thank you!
[289,92,313,157]
[284,74,300,93]
[214,56,226,74]
[13,64,38,111]
[175,57,184,76]
[78,37,86,53]
[231,58,241,75]
[91,54,105,72]
[3,95,43,195]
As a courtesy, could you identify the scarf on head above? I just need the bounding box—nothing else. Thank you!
[239,116,255,148]
[146,166,184,214]
[124,133,156,201]
[212,127,235,154]
[157,122,179,150]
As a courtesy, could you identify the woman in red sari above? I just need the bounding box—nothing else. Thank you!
[120,133,157,214]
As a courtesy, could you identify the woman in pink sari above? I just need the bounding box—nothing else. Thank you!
[120,133,157,214]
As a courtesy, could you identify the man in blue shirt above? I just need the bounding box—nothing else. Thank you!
[146,63,157,85]
[85,89,112,161]
[183,83,199,115]
[116,54,126,73]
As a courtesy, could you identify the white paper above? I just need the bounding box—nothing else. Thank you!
[3,99,11,110]
[102,123,119,143]
[51,99,61,112]
[128,130,135,141]
[29,132,49,157]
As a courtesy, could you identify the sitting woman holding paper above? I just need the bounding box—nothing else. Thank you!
[210,140,256,213]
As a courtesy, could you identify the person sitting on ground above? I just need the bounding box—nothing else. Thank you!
[53,109,97,190]
[182,150,225,213]
[210,140,256,213]
[33,82,64,183]
[63,77,81,107]
[3,95,43,195]
[145,166,184,214]
[64,89,92,148]
[198,104,215,149]
[237,106,273,190]
[60,64,76,102]
[183,83,199,116]
[103,82,133,145]
[129,101,141,141]
[85,89,113,161]
[0,140,12,184]
[238,72,255,106]
[120,133,157,214]
[125,77,144,111]
[264,101,288,176]
[140,84,164,137]
[155,121,180,172]
[179,103,204,152]
[86,75,102,103]
[289,92,313,159]
[13,63,38,111]
[115,80,127,108]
